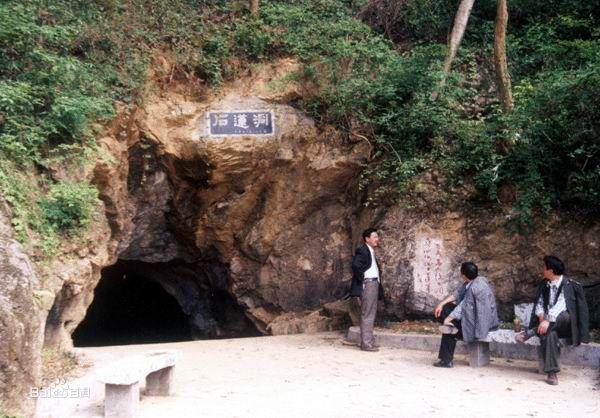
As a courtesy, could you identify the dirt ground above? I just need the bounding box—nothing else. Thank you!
[36,332,599,418]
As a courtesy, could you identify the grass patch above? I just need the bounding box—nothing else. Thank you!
[39,347,89,389]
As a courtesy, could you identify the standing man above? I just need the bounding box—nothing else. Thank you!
[350,228,384,352]
[516,255,589,385]
[433,262,499,367]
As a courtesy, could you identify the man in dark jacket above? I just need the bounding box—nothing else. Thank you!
[433,262,499,367]
[349,227,384,352]
[516,255,590,385]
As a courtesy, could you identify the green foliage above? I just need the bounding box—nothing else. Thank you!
[243,2,500,203]
[0,2,115,164]
[0,161,36,243]
[0,0,231,252]
[39,182,99,234]
[396,0,457,42]
[232,19,274,60]
[508,15,600,80]
[505,62,600,212]
[0,162,98,254]
[270,0,600,225]
[0,0,599,241]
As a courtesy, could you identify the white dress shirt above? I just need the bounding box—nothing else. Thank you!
[535,275,567,322]
[364,244,379,280]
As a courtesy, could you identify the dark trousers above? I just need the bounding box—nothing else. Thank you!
[538,311,572,374]
[437,302,463,363]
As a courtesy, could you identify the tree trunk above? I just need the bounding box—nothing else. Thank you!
[432,0,476,99]
[250,0,260,16]
[494,0,513,113]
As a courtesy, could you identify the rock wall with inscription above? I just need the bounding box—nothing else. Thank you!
[413,236,447,302]
[358,203,600,320]
[364,208,466,317]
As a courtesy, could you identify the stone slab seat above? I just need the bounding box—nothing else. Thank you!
[97,349,182,418]
[345,326,599,368]
[467,337,491,367]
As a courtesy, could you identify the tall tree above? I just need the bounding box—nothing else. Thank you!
[494,0,513,112]
[438,0,476,91]
[250,0,260,16]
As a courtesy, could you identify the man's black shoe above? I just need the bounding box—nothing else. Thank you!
[546,372,559,385]
[433,360,453,368]
[360,345,379,352]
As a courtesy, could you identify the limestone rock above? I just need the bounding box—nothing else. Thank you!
[267,308,350,335]
[370,205,600,321]
[134,65,370,319]
[36,60,371,357]
[0,204,44,417]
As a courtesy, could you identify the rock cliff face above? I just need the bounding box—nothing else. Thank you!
[1,59,599,416]
[367,206,600,320]
[0,206,44,415]
[40,58,600,345]
[40,59,372,353]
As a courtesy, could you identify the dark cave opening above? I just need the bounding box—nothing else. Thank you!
[72,262,191,347]
[72,260,260,347]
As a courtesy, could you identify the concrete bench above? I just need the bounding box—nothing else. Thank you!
[439,326,491,367]
[466,330,573,370]
[467,339,491,367]
[345,325,600,368]
[97,349,182,418]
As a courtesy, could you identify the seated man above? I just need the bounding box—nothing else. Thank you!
[516,255,589,385]
[433,262,499,368]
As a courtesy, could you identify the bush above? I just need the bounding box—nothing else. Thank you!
[503,62,600,214]
[0,0,229,251]
[39,182,99,234]
[0,2,114,164]
[232,19,274,60]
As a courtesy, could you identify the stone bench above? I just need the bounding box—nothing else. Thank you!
[451,330,572,369]
[346,326,600,368]
[439,326,491,367]
[467,339,491,367]
[97,349,182,418]
[465,303,574,369]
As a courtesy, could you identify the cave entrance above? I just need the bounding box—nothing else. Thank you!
[72,260,260,347]
[72,262,191,346]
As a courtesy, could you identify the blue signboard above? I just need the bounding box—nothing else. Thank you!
[207,111,274,136]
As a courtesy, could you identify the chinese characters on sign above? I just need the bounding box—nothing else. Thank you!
[208,111,274,136]
[414,237,446,300]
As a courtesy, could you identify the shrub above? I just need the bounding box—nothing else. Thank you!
[503,62,600,214]
[39,182,99,234]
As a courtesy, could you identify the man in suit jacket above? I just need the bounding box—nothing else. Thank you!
[433,262,499,367]
[350,227,384,351]
[516,255,590,385]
